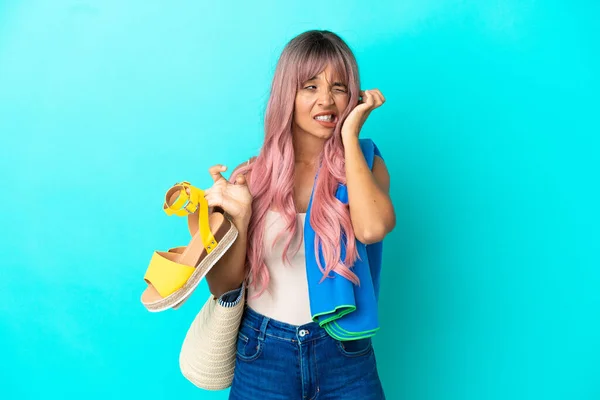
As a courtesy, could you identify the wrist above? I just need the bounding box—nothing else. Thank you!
[232,218,250,236]
[342,132,359,145]
[342,135,360,150]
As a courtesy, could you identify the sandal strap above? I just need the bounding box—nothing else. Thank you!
[164,181,201,216]
[144,251,195,297]
[163,181,218,255]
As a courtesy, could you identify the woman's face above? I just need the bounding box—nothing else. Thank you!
[293,64,350,140]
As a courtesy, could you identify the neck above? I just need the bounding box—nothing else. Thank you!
[292,126,325,166]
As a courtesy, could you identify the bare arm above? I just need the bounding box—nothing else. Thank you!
[204,158,255,298]
[205,224,248,298]
[344,137,395,244]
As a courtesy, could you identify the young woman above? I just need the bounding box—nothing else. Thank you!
[202,30,395,399]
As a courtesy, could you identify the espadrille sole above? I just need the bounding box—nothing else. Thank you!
[143,220,238,312]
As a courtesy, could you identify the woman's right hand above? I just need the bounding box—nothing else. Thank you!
[204,164,253,232]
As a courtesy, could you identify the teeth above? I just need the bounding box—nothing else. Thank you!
[315,115,334,122]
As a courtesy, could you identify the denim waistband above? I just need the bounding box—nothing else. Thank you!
[241,305,330,343]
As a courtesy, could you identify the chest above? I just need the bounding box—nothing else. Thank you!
[293,166,317,213]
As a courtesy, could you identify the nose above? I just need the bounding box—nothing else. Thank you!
[317,87,334,106]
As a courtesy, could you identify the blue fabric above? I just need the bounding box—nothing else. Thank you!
[304,138,385,341]
[217,282,245,308]
[228,305,386,399]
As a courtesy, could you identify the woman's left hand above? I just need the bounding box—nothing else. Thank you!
[341,89,386,142]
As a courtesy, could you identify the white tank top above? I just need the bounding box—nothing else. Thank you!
[246,210,313,325]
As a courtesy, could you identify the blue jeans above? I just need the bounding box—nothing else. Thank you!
[228,305,385,400]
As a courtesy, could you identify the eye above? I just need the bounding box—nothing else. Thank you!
[304,85,317,90]
[334,88,347,93]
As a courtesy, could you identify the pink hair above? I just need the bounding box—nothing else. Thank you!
[230,30,362,296]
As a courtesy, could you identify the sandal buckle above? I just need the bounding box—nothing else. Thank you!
[182,199,199,214]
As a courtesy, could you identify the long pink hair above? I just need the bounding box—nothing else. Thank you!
[230,30,362,296]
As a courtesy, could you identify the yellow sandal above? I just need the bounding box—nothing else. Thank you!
[141,181,238,312]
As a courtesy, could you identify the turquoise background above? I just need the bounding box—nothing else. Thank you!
[1,1,598,399]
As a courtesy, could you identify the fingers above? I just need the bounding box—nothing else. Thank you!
[358,90,375,108]
[366,90,376,107]
[371,88,386,105]
[208,164,227,183]
[204,190,223,208]
[358,89,385,108]
[235,174,247,186]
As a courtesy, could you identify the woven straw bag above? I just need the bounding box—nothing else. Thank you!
[179,287,246,390]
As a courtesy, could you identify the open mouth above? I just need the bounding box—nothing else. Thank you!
[313,113,338,123]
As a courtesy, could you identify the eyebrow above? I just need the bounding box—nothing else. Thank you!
[306,76,347,87]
